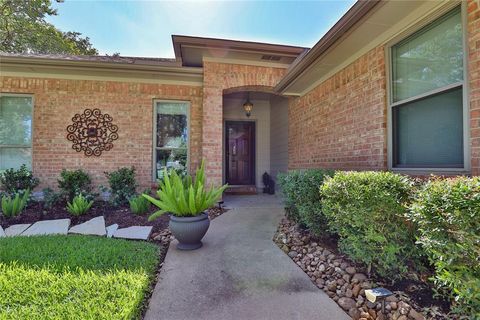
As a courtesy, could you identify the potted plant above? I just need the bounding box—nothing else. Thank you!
[143,161,227,250]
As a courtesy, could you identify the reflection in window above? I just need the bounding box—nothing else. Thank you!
[154,102,188,179]
[391,7,464,169]
[0,95,33,171]
[392,7,463,102]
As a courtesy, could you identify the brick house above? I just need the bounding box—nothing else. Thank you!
[0,0,478,193]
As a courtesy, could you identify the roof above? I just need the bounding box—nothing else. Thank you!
[0,52,178,66]
[172,35,308,67]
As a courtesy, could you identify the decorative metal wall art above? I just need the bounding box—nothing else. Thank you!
[66,108,119,157]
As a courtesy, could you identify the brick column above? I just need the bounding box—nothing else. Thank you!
[468,0,480,175]
[202,86,223,186]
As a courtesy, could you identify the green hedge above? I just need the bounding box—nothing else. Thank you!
[407,176,480,317]
[320,171,419,278]
[277,169,333,236]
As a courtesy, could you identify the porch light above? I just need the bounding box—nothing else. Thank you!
[243,96,253,117]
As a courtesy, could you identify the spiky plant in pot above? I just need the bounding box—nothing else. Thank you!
[143,161,227,250]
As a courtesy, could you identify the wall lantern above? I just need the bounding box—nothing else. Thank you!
[243,93,253,117]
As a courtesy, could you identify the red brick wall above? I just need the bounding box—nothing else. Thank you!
[468,0,480,175]
[0,76,203,190]
[202,62,287,185]
[288,47,388,171]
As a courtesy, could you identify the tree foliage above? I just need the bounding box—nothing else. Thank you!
[0,0,98,55]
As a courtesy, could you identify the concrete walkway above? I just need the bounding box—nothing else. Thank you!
[145,195,349,320]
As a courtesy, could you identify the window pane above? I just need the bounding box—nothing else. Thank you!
[392,7,463,102]
[0,147,32,170]
[394,88,463,168]
[155,149,187,178]
[0,96,33,146]
[155,102,188,179]
[156,103,188,148]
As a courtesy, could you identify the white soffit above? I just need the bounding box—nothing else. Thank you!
[282,0,457,96]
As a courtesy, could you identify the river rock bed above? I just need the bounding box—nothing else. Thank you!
[273,217,451,320]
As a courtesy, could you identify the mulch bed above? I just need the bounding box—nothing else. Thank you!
[0,201,170,234]
[1,201,228,237]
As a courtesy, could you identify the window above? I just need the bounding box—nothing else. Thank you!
[390,6,465,169]
[153,101,189,180]
[0,94,33,171]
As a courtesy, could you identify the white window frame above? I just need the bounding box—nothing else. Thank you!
[0,93,34,171]
[152,99,191,181]
[386,3,470,174]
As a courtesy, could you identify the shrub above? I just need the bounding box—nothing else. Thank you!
[104,167,137,206]
[407,176,480,317]
[144,161,227,220]
[129,195,150,215]
[0,165,39,195]
[277,169,334,236]
[321,171,418,278]
[1,190,30,218]
[42,188,63,209]
[66,194,93,216]
[58,169,92,201]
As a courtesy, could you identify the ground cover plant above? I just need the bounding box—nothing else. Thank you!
[66,193,93,216]
[129,194,150,215]
[1,189,30,217]
[0,235,160,320]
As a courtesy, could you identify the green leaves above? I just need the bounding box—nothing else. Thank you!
[0,235,159,319]
[0,0,99,55]
[129,194,150,215]
[144,160,228,220]
[66,194,93,216]
[277,169,334,235]
[105,167,138,206]
[320,171,418,278]
[58,169,92,202]
[0,164,39,195]
[1,189,30,218]
[406,177,480,316]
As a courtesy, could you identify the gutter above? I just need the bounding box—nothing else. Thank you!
[274,0,381,94]
[0,55,203,76]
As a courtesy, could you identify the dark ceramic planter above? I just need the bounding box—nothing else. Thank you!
[169,212,210,250]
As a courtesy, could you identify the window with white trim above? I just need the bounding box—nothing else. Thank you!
[390,6,465,169]
[0,94,33,171]
[154,101,189,180]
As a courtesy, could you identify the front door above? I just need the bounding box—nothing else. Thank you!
[225,121,255,185]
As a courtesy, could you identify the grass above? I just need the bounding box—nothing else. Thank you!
[0,235,160,320]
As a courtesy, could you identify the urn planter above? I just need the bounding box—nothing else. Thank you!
[169,212,210,250]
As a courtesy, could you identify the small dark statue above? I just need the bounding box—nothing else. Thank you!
[262,172,275,195]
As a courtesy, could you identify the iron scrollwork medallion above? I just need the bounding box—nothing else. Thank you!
[66,108,119,157]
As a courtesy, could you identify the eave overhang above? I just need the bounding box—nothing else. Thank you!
[0,55,204,86]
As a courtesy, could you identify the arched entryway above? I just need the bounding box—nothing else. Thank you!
[222,87,288,194]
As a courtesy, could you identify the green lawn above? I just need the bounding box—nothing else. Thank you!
[0,235,160,320]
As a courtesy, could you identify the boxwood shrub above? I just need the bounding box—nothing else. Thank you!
[320,171,418,278]
[277,169,334,236]
[407,176,480,317]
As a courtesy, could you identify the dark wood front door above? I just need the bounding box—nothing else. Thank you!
[225,121,255,185]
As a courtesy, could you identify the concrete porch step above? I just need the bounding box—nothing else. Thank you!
[225,185,257,195]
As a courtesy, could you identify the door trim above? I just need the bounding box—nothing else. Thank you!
[225,120,256,185]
